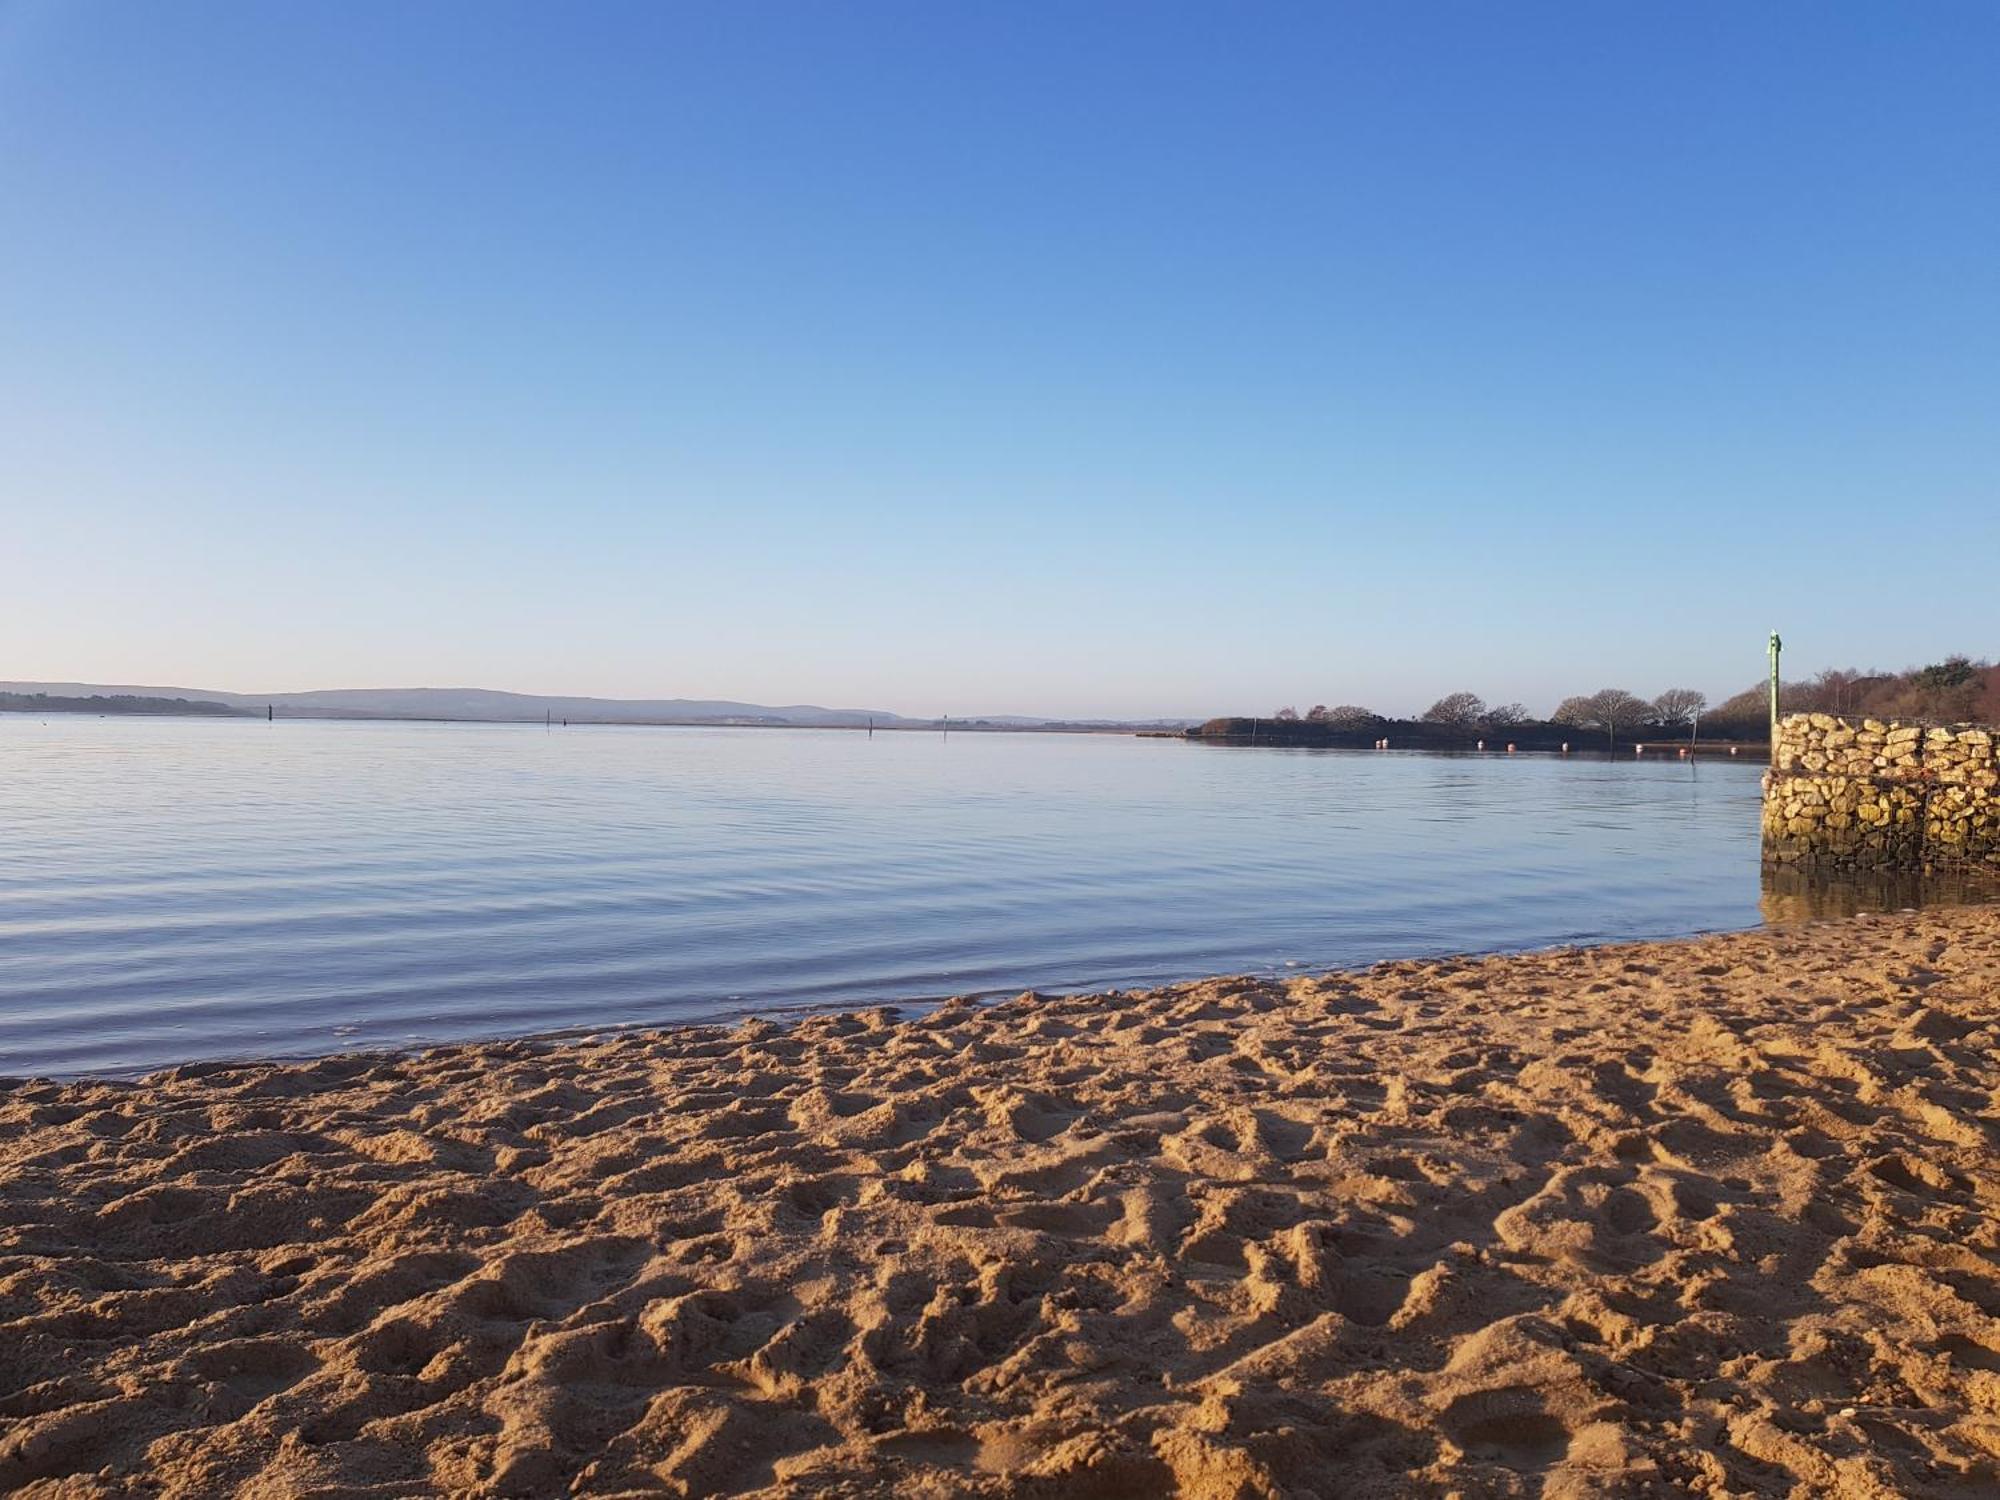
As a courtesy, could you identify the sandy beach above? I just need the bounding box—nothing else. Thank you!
[2,910,1997,1498]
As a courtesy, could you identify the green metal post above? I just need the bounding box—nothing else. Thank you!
[1768,631,1782,763]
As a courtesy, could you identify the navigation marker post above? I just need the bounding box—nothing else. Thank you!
[1768,631,1782,765]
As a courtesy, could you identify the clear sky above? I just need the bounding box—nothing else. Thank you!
[3,2,1994,719]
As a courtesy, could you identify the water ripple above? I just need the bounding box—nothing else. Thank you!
[0,717,1785,1076]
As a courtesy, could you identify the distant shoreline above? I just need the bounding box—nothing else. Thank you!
[1186,714,1767,754]
[2,706,1774,751]
[0,683,1193,734]
[0,706,1159,734]
[0,693,247,718]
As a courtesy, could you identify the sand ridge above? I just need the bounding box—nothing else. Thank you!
[2,909,1998,1497]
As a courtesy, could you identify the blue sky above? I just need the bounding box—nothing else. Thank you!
[3,2,1994,718]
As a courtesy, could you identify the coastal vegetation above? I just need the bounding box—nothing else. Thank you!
[0,692,245,717]
[1213,687,1721,750]
[1713,654,1996,728]
[1222,656,1997,749]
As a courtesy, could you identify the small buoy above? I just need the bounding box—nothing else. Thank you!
[1678,747,1689,758]
[1561,742,1569,754]
[1635,744,1643,755]
[1730,746,1739,756]
[1507,743,1516,754]
[1476,740,1485,751]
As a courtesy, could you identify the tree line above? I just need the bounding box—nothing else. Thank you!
[1708,655,1994,729]
[1265,689,1707,748]
[1262,656,1996,747]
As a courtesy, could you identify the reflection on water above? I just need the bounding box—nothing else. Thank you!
[1760,863,2000,924]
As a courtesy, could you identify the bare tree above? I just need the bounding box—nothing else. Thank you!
[1322,705,1379,728]
[1595,688,1655,746]
[1703,656,1992,737]
[1485,702,1529,729]
[1273,705,1300,722]
[1421,692,1487,728]
[1652,688,1707,737]
[1553,688,1654,749]
[1305,704,1331,721]
[1805,669,1862,715]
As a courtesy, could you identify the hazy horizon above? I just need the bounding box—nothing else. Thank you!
[0,657,1973,727]
[5,3,1995,717]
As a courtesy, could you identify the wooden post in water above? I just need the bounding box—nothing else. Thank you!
[267,703,273,722]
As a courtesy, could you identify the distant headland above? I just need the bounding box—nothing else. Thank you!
[0,682,1192,732]
[0,692,246,717]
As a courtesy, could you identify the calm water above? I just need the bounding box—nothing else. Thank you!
[0,715,1891,1076]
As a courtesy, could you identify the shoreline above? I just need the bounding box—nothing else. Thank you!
[0,918,1785,1088]
[0,710,1177,735]
[8,923,1774,1088]
[28,877,2000,1087]
[3,910,1997,1496]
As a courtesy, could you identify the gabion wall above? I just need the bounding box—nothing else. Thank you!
[1762,713,2000,869]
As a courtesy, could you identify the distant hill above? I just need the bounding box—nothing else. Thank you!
[0,684,1202,730]
[0,682,913,727]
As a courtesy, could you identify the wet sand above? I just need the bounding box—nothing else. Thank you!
[2,908,1997,1497]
